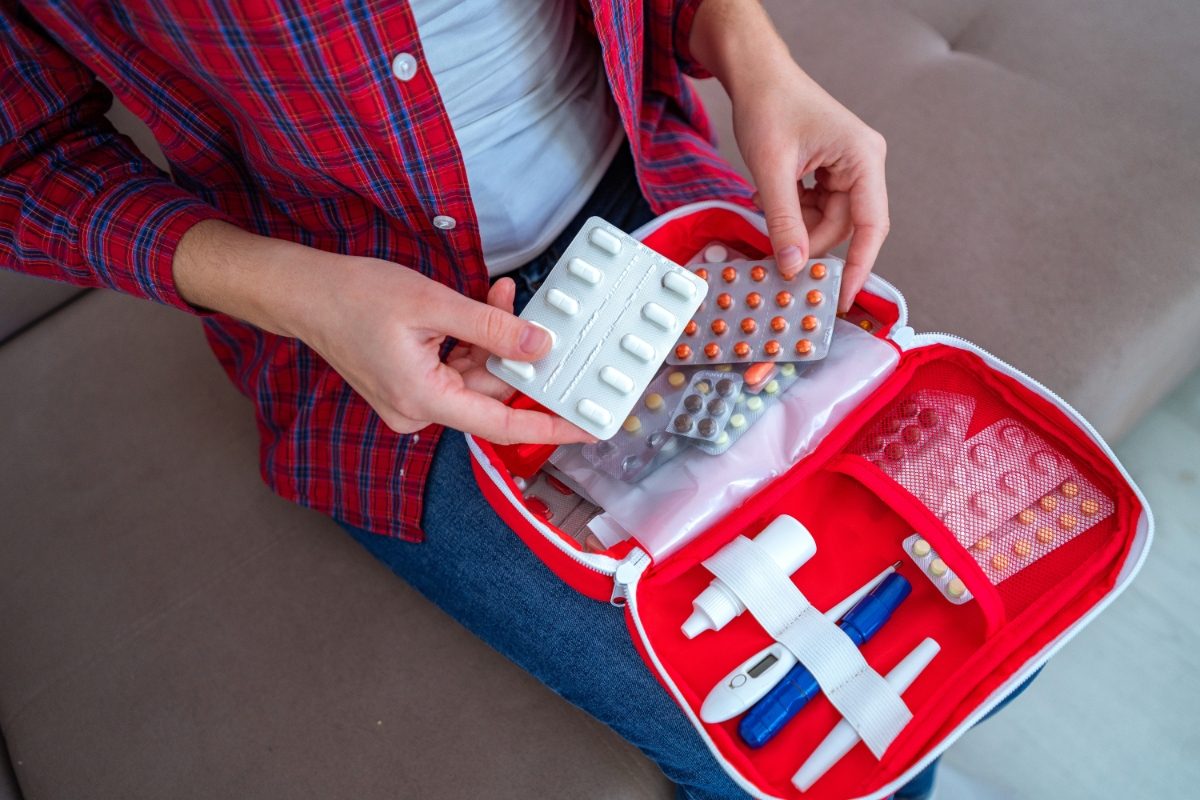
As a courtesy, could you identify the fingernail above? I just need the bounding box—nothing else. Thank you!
[777,245,804,275]
[519,324,549,355]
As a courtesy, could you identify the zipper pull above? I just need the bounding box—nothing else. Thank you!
[610,548,651,607]
[889,325,916,349]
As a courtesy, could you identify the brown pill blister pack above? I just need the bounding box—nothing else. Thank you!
[666,257,844,366]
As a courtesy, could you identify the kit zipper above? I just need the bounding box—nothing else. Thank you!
[609,547,652,606]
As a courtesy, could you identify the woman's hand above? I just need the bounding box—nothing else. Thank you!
[173,220,594,445]
[690,0,890,311]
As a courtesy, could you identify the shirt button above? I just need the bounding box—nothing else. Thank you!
[412,434,421,444]
[432,215,456,230]
[391,52,418,81]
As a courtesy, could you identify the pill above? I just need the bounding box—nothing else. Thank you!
[1039,495,1059,512]
[746,292,763,309]
[775,291,793,307]
[567,257,602,285]
[684,394,703,413]
[694,380,712,395]
[764,380,780,395]
[744,362,774,385]
[707,398,727,416]
[673,414,693,433]
[600,365,634,394]
[623,415,642,433]
[1036,526,1055,544]
[698,418,718,437]
[642,302,676,330]
[546,288,579,315]
[911,538,932,557]
[684,320,698,336]
[882,418,902,434]
[764,340,781,357]
[866,436,884,452]
[806,289,824,306]
[703,244,728,262]
[884,442,905,461]
[991,554,1010,571]
[1017,509,1037,525]
[741,317,758,334]
[801,315,819,332]
[751,265,768,282]
[621,334,655,362]
[1059,513,1079,530]
[643,394,664,412]
[1013,539,1032,557]
[747,396,764,412]
[858,320,874,331]
[974,536,992,552]
[717,293,733,310]
[589,227,622,255]
[929,558,948,577]
[780,364,796,377]
[947,579,967,598]
[576,398,612,428]
[795,339,813,356]
[716,378,737,397]
[734,342,751,358]
[694,267,709,281]
[771,316,788,333]
[499,358,535,380]
[704,343,721,359]
[711,319,728,335]
[900,401,920,417]
[721,266,737,283]
[526,497,552,521]
[668,371,687,388]
[716,364,733,372]
[715,432,730,446]
[1061,481,1080,498]
[1081,498,1100,515]
[810,262,828,279]
[544,475,572,495]
[917,408,939,428]
[901,425,921,444]
[730,413,746,428]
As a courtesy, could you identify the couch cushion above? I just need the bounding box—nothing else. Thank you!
[0,291,670,800]
[693,0,1200,439]
[0,272,82,344]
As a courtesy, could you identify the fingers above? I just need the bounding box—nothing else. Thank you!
[459,363,516,402]
[424,280,551,362]
[437,387,595,445]
[754,165,810,278]
[487,276,516,315]
[804,190,852,258]
[840,144,890,312]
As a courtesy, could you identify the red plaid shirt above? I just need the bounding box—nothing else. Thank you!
[0,0,752,540]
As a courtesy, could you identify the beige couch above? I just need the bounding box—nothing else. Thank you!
[2,1,1197,797]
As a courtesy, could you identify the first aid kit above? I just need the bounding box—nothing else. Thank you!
[466,202,1152,799]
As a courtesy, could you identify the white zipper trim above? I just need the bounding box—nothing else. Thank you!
[464,434,621,576]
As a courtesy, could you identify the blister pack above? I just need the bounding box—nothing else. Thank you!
[694,361,808,455]
[971,474,1114,583]
[516,471,603,548]
[581,366,698,482]
[667,257,844,366]
[902,534,973,604]
[487,217,708,439]
[940,421,1076,549]
[668,371,744,443]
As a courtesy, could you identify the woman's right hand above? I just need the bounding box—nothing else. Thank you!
[173,220,594,445]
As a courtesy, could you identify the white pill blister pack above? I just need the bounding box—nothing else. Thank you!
[487,218,709,439]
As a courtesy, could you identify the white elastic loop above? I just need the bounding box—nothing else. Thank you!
[703,537,912,757]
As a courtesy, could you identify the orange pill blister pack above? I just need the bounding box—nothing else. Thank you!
[667,257,844,365]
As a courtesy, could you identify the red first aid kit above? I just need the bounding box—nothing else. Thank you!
[466,202,1152,799]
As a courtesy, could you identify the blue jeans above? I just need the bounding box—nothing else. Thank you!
[339,145,1032,799]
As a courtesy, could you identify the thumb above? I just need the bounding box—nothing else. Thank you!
[429,282,552,362]
[756,169,810,277]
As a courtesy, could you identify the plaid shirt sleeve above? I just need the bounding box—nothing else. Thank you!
[671,0,714,79]
[0,2,227,312]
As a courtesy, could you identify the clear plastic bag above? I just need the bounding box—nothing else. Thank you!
[550,321,900,558]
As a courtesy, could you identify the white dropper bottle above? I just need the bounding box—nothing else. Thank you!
[681,515,817,639]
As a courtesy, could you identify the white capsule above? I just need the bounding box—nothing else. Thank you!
[545,288,579,316]
[641,301,676,331]
[621,333,655,362]
[703,244,728,263]
[567,257,602,285]
[599,366,635,394]
[499,358,535,381]
[576,398,613,428]
[661,270,696,300]
[588,227,622,255]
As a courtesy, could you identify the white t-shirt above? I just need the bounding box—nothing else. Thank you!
[410,0,625,275]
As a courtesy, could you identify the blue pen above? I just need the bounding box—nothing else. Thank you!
[737,573,912,748]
